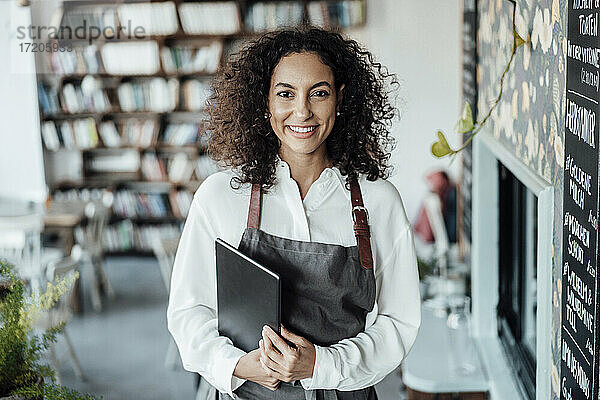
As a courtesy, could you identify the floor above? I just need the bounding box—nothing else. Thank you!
[55,257,406,400]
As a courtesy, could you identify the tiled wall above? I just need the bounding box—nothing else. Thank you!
[477,0,566,398]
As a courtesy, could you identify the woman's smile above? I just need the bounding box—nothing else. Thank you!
[286,124,320,138]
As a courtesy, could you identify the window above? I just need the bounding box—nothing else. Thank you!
[497,162,537,400]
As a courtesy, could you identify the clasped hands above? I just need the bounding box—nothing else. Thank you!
[233,325,316,391]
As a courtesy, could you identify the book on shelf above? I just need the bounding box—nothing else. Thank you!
[98,120,122,148]
[61,77,111,114]
[41,121,60,152]
[307,1,365,29]
[160,41,223,75]
[178,2,241,35]
[60,6,119,38]
[58,120,76,149]
[42,118,100,151]
[103,219,180,252]
[161,122,201,146]
[245,2,303,32]
[87,149,140,172]
[73,118,100,149]
[117,78,179,112]
[38,83,60,115]
[113,190,170,218]
[182,79,211,111]
[101,41,160,75]
[49,45,101,75]
[103,219,136,252]
[141,152,167,181]
[169,189,193,219]
[167,153,195,183]
[122,119,159,148]
[117,2,179,36]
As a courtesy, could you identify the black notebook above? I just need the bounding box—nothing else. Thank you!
[215,238,281,353]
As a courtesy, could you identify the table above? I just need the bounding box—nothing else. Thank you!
[402,305,488,400]
[44,200,85,255]
[44,200,86,312]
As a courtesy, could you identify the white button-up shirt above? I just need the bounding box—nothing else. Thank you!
[167,160,421,397]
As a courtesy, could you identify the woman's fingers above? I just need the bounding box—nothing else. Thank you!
[260,357,284,379]
[262,325,293,356]
[280,325,305,347]
[260,347,282,372]
[261,332,285,365]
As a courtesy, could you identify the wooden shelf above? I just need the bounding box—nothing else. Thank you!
[40,0,366,255]
[81,144,202,152]
[105,250,155,257]
[42,71,218,81]
[41,110,206,121]
[55,32,255,45]
[110,215,183,224]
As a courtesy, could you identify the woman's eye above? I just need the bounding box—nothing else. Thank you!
[311,90,330,97]
[277,91,293,98]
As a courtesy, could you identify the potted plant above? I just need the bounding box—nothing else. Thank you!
[0,260,99,400]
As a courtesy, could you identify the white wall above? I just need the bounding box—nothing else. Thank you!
[349,0,462,221]
[0,2,47,203]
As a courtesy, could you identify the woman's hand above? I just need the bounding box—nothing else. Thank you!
[233,348,280,391]
[259,325,316,382]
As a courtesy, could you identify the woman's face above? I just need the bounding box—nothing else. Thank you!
[267,52,344,159]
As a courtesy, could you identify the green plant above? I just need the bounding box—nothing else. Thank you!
[14,383,98,400]
[416,256,434,279]
[0,260,99,400]
[431,0,529,160]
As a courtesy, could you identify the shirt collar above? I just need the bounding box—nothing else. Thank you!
[275,156,350,200]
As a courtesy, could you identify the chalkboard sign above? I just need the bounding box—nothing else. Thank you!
[560,1,600,399]
[459,0,477,246]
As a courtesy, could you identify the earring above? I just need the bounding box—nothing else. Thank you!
[264,112,270,119]
[336,111,341,116]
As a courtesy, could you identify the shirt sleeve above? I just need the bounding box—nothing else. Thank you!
[300,226,422,390]
[166,195,247,397]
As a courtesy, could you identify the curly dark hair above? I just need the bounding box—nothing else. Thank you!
[207,26,399,190]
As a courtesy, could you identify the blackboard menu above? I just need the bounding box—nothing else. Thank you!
[459,0,477,246]
[561,1,600,399]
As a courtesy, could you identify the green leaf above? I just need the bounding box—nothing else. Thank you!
[514,29,527,49]
[454,102,474,134]
[431,130,453,158]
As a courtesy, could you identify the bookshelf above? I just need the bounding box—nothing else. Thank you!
[37,0,366,255]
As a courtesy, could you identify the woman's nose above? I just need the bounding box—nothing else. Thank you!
[293,96,312,120]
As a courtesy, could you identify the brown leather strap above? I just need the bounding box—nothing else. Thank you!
[349,176,373,270]
[247,183,262,229]
[246,178,373,270]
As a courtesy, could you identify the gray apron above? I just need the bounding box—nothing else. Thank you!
[220,177,377,400]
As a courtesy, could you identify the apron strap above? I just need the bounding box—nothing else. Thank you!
[247,183,262,229]
[247,177,373,270]
[349,177,373,270]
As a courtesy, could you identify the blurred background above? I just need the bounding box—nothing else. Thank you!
[0,0,571,399]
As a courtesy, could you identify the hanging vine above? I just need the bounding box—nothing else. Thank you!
[431,0,529,159]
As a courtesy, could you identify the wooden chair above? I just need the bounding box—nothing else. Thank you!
[36,255,84,384]
[74,197,115,311]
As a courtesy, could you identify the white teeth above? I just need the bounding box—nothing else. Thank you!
[288,126,316,133]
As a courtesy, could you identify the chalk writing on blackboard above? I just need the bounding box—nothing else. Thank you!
[560,1,600,400]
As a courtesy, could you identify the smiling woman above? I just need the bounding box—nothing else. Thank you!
[167,26,421,400]
[206,27,398,191]
[267,52,342,197]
